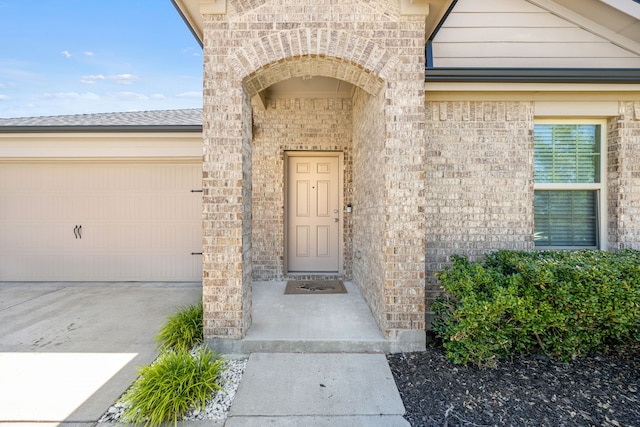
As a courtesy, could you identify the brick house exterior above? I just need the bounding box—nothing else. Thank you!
[173,0,640,351]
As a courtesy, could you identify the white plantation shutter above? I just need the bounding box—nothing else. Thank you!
[534,190,598,247]
[534,125,600,184]
[533,124,602,248]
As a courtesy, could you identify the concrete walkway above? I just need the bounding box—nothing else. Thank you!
[226,352,409,426]
[0,282,410,426]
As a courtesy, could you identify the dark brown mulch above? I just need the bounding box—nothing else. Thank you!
[387,344,640,427]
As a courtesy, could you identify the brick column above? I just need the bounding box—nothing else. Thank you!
[201,16,252,340]
[381,17,427,340]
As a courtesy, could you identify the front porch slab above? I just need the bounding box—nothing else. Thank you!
[207,281,424,353]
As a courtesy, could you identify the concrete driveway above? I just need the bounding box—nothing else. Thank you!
[0,282,201,425]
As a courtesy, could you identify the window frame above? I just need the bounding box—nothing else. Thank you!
[533,119,607,249]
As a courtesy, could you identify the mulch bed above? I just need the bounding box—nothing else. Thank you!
[387,344,640,427]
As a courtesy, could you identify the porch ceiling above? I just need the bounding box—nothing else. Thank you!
[266,77,355,100]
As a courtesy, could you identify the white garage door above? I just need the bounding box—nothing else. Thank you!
[0,162,202,281]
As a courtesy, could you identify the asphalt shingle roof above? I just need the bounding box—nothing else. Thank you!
[0,109,202,131]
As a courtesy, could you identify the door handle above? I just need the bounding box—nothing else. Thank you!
[334,218,339,222]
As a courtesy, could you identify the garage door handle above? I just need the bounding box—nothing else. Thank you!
[74,225,82,239]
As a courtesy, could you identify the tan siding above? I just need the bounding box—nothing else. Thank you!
[438,42,637,58]
[437,57,640,68]
[436,27,604,43]
[453,0,543,13]
[432,0,640,68]
[443,11,571,28]
[0,133,201,159]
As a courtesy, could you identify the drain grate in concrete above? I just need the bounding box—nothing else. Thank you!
[285,280,347,294]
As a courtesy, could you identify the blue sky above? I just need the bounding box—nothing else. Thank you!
[0,1,202,118]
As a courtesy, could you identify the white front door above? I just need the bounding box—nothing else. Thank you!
[286,154,341,273]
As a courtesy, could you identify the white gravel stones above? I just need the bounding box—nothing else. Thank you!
[183,357,247,420]
[98,355,247,423]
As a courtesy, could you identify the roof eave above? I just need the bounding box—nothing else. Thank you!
[171,0,203,47]
[425,68,640,83]
[0,125,203,134]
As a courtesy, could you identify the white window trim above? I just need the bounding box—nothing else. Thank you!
[533,119,608,250]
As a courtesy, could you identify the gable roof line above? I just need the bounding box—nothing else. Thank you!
[526,0,640,56]
[426,0,459,68]
[0,109,203,134]
[602,0,640,18]
[171,0,203,47]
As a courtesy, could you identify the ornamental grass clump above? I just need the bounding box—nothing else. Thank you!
[120,346,225,427]
[432,249,640,366]
[156,301,203,352]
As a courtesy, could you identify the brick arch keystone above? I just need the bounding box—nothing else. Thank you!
[229,28,398,97]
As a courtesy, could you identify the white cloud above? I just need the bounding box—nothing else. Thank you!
[0,94,9,100]
[79,73,140,85]
[80,74,106,84]
[113,91,149,100]
[84,51,94,56]
[110,74,139,85]
[180,47,201,57]
[150,93,166,100]
[175,91,201,99]
[38,92,100,100]
[61,51,71,58]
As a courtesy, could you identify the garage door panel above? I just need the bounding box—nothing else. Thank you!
[0,195,25,219]
[0,162,202,281]
[1,222,78,251]
[150,224,202,250]
[0,253,201,282]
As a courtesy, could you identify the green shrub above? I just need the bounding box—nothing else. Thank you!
[432,249,640,366]
[156,301,203,352]
[120,347,225,426]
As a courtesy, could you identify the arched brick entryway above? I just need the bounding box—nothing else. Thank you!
[229,28,398,97]
[201,6,427,350]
